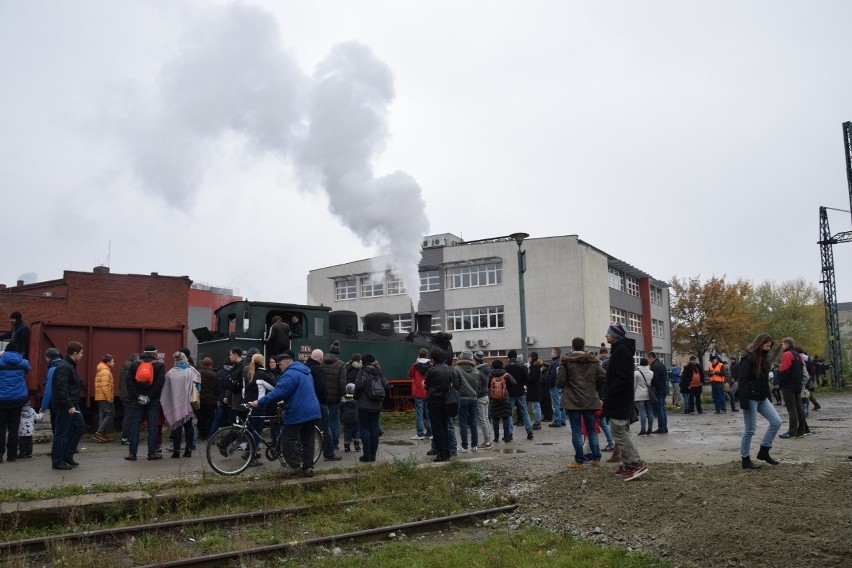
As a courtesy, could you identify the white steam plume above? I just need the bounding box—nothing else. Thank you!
[120,3,428,306]
[296,42,428,309]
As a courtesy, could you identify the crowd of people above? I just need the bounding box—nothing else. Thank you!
[0,307,832,481]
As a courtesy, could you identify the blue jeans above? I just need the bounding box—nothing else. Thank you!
[530,401,542,425]
[599,415,614,446]
[209,402,234,437]
[327,402,341,449]
[740,398,781,457]
[130,398,162,458]
[655,393,668,431]
[510,395,532,436]
[458,399,478,449]
[711,382,727,412]
[567,410,601,462]
[682,391,691,412]
[358,410,381,461]
[51,407,85,466]
[550,387,565,425]
[414,397,431,437]
[638,400,655,432]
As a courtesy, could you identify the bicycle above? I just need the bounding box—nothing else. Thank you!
[206,404,323,476]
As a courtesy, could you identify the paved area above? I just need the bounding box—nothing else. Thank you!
[1,394,849,491]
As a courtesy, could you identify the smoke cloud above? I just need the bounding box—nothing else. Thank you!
[120,3,428,306]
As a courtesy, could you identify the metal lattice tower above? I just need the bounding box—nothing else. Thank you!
[818,122,852,388]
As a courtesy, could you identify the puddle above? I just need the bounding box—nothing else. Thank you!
[499,449,526,454]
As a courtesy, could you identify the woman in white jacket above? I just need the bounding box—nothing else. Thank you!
[634,358,655,435]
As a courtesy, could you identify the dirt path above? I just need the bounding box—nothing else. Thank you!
[475,393,852,568]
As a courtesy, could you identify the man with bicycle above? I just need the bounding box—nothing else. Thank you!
[249,350,320,477]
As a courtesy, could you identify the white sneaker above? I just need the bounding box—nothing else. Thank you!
[471,446,478,452]
[457,447,469,453]
[410,435,425,440]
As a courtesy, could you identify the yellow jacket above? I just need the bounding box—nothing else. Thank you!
[94,362,115,401]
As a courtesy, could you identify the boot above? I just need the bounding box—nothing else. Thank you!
[354,440,361,452]
[742,456,761,469]
[606,446,621,463]
[757,445,779,465]
[183,449,191,458]
[344,443,351,453]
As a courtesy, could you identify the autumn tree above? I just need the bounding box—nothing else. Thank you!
[749,279,824,355]
[669,275,756,365]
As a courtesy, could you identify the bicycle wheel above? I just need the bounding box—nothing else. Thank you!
[206,426,255,475]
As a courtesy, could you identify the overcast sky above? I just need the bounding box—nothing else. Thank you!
[2,1,851,307]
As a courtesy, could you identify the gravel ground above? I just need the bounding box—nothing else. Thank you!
[469,394,852,568]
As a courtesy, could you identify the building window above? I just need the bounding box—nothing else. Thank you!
[635,351,646,366]
[626,275,640,297]
[628,313,642,334]
[361,276,384,298]
[651,285,664,306]
[392,313,412,333]
[386,273,406,296]
[420,270,440,292]
[335,279,356,301]
[445,263,503,289]
[446,306,504,331]
[608,267,624,291]
[610,307,626,325]
[652,318,665,339]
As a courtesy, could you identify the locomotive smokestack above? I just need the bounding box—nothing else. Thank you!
[415,313,432,333]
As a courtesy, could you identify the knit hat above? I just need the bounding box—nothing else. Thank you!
[45,347,61,359]
[275,350,295,362]
[606,323,626,339]
[507,349,517,360]
[473,351,485,362]
[345,383,356,395]
[144,344,157,353]
[201,357,213,368]
[362,353,376,365]
[329,340,341,355]
[173,351,188,363]
[459,350,474,361]
[247,347,260,356]
[709,354,718,360]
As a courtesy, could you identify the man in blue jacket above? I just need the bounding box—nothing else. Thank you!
[0,341,30,463]
[250,350,320,477]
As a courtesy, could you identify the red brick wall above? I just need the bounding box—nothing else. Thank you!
[0,270,191,330]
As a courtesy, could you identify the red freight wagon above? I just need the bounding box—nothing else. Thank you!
[27,321,185,417]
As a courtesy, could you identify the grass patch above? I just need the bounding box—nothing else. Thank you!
[293,525,667,567]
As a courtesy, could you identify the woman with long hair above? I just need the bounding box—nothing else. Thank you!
[736,333,782,469]
[243,353,275,466]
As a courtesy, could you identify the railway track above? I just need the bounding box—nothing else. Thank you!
[3,496,516,567]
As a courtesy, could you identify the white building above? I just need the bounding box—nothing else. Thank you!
[307,233,672,363]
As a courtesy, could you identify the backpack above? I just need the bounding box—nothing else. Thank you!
[366,373,386,401]
[135,361,154,385]
[490,375,507,400]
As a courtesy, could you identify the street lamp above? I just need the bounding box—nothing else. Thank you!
[510,232,530,361]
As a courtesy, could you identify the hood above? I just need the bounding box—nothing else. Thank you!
[563,352,600,364]
[322,352,340,364]
[286,361,311,377]
[0,350,24,365]
[531,359,546,368]
[489,368,506,377]
[455,360,476,370]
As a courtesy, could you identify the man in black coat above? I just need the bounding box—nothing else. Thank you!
[602,323,647,481]
[1,311,30,360]
[307,349,341,461]
[647,351,668,434]
[505,350,533,440]
[50,341,86,470]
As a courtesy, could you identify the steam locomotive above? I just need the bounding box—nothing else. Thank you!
[193,301,453,409]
